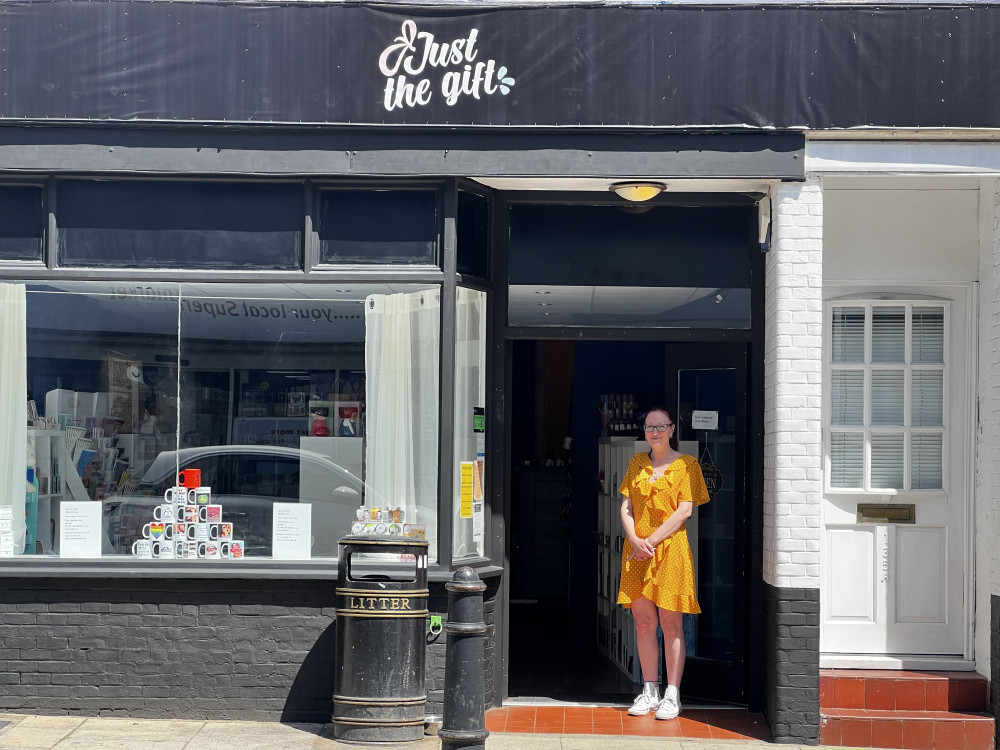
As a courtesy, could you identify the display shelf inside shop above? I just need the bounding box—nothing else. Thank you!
[28,429,90,555]
[595,436,648,683]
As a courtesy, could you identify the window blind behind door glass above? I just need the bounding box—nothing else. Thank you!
[830,370,864,425]
[832,307,865,364]
[871,306,905,363]
[830,432,863,488]
[912,307,944,364]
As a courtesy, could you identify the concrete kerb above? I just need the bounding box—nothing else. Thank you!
[0,715,829,750]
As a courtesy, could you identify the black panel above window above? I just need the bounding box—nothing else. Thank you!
[509,204,752,288]
[318,189,438,265]
[0,185,45,262]
[57,181,303,269]
[508,204,754,328]
[457,191,489,279]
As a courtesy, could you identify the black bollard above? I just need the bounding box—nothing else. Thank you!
[438,566,489,750]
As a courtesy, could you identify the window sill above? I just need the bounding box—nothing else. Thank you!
[0,557,504,581]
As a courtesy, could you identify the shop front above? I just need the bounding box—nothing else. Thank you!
[0,1,999,746]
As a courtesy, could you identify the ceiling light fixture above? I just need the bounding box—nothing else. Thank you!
[610,181,666,202]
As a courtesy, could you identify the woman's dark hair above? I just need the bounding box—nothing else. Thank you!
[643,405,678,450]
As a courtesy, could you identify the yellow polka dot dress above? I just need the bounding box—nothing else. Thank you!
[616,453,710,614]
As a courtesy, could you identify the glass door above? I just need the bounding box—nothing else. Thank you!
[669,344,748,703]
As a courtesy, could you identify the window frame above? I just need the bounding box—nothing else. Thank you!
[824,298,949,495]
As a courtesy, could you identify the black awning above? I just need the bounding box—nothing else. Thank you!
[2,1,998,130]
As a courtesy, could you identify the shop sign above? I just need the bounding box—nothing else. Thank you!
[378,20,515,112]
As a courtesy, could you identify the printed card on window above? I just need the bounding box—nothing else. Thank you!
[272,503,312,560]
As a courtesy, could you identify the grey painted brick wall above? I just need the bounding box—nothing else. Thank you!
[0,575,498,721]
[764,582,819,745]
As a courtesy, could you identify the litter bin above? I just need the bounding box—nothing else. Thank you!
[333,535,429,742]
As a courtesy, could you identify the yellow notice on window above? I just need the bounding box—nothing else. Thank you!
[460,461,475,518]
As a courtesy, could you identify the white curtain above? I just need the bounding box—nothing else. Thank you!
[452,288,487,559]
[364,290,440,561]
[0,284,27,553]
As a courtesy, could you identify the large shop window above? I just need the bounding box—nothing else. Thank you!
[2,281,440,561]
[827,302,946,491]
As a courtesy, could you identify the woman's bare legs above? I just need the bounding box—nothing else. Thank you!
[631,597,661,682]
[658,608,685,688]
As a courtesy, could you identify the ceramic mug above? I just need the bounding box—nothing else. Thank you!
[217,522,233,541]
[164,486,188,503]
[177,469,201,489]
[198,541,222,560]
[198,504,222,523]
[132,539,154,558]
[187,523,209,541]
[227,540,245,559]
[183,505,199,523]
[142,522,168,542]
[158,540,176,559]
[190,487,211,505]
[182,541,199,560]
[152,504,175,523]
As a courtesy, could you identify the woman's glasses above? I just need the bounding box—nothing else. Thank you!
[643,423,674,433]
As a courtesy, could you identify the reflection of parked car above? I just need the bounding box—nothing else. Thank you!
[104,445,366,557]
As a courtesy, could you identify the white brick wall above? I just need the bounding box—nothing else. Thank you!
[986,178,1000,598]
[763,179,824,589]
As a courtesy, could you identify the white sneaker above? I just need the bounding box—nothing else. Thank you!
[655,688,681,720]
[627,689,659,716]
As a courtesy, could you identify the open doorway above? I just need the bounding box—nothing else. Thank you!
[506,339,750,705]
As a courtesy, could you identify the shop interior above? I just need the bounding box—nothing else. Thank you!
[506,339,747,705]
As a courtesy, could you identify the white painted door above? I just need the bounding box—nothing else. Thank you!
[820,290,972,656]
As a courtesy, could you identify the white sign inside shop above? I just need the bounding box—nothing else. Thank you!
[691,410,719,431]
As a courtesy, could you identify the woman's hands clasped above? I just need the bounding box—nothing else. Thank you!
[627,534,656,561]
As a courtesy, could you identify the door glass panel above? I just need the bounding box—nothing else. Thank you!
[911,434,943,490]
[870,370,904,425]
[911,370,943,427]
[830,433,863,488]
[870,433,904,489]
[912,307,944,363]
[678,368,737,663]
[830,370,863,425]
[832,307,865,363]
[871,306,905,363]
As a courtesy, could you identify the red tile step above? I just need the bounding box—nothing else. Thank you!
[821,669,990,712]
[486,705,771,740]
[820,670,995,750]
[821,708,995,750]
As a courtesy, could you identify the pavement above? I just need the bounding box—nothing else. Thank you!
[0,713,834,750]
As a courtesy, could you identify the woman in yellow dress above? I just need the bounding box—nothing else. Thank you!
[617,407,710,720]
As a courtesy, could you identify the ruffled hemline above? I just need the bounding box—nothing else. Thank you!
[617,587,702,615]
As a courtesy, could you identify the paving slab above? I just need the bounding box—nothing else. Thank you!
[0,716,85,748]
[46,718,205,750]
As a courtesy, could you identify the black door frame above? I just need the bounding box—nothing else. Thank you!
[490,192,766,711]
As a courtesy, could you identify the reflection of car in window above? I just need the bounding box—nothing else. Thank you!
[104,445,365,557]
